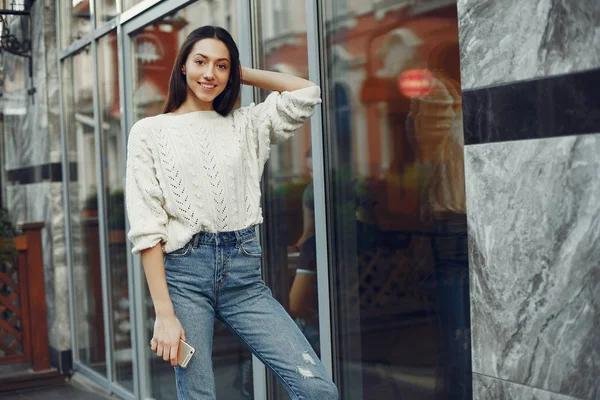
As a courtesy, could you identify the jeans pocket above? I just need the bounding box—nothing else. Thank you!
[165,242,192,258]
[240,238,262,258]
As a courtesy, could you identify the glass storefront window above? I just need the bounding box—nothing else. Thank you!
[54,1,472,398]
[254,1,316,399]
[98,31,133,391]
[128,2,246,398]
[60,0,92,48]
[123,0,145,11]
[321,1,471,399]
[96,0,118,26]
[62,45,108,376]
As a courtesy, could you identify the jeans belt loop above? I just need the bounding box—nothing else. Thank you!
[235,229,243,247]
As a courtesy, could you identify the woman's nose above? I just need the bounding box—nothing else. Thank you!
[203,67,215,80]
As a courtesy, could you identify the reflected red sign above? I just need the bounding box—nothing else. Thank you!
[397,68,433,98]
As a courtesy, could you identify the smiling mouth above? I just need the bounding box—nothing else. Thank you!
[199,83,217,89]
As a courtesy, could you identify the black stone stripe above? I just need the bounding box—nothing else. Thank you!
[6,162,78,184]
[462,68,600,145]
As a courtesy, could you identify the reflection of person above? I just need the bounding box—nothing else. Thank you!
[126,26,338,399]
[290,234,320,353]
[288,149,382,357]
[288,149,320,354]
[406,73,471,400]
[292,149,315,251]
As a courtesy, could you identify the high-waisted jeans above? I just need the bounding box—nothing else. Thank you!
[164,226,338,400]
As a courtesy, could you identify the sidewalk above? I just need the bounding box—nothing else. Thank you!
[1,374,116,400]
[2,384,111,400]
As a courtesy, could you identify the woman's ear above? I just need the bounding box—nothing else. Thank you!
[182,65,186,75]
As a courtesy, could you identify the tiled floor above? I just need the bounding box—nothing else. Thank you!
[2,383,113,400]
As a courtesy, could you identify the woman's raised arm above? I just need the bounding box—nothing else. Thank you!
[241,66,316,92]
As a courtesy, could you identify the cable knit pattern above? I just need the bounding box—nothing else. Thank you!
[126,85,321,254]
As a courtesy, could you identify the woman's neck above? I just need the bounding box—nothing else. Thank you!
[174,97,214,114]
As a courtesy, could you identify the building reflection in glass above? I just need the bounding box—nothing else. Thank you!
[254,2,317,398]
[62,45,109,376]
[98,31,133,391]
[326,2,469,399]
[255,1,470,399]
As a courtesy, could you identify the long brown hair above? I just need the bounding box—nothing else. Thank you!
[162,26,241,116]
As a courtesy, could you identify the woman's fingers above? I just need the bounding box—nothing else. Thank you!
[163,345,171,361]
[152,338,174,364]
[170,343,179,366]
[152,317,185,365]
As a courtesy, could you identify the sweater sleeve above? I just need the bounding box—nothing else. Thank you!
[247,85,322,144]
[125,120,168,254]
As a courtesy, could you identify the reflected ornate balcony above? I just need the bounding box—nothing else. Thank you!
[0,0,33,15]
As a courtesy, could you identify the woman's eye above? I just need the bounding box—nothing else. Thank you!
[218,64,228,69]
[195,60,204,65]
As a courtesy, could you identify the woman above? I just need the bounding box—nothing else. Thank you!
[125,26,338,400]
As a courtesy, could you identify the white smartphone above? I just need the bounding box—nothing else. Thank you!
[177,339,195,368]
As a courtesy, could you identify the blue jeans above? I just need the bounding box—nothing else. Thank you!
[164,226,338,400]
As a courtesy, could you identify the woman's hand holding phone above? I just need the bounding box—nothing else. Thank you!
[150,313,186,366]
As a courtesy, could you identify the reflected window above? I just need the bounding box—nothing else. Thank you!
[60,0,92,48]
[129,2,247,399]
[122,0,145,11]
[96,0,118,25]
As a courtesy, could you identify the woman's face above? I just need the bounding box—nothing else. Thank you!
[182,38,231,109]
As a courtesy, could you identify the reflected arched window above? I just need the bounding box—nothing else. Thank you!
[333,83,352,163]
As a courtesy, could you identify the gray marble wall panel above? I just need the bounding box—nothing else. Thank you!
[458,0,600,90]
[473,374,581,400]
[465,134,600,400]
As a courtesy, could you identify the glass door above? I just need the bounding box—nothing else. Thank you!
[97,29,134,392]
[63,45,108,377]
[319,1,472,399]
[252,1,320,399]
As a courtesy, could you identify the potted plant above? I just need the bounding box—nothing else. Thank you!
[0,207,20,263]
[81,191,99,218]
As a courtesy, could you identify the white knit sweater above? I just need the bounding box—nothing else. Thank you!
[125,86,321,254]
